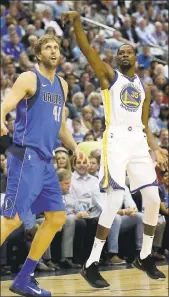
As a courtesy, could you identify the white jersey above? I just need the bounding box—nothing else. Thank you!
[101,69,145,130]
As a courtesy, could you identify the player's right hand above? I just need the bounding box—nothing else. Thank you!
[61,11,80,25]
[1,122,9,136]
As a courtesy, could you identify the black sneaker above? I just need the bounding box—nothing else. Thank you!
[133,254,166,280]
[80,262,110,289]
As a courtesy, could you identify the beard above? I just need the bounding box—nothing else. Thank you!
[42,59,58,70]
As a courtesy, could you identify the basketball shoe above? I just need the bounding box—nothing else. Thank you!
[80,262,110,288]
[133,254,166,280]
[9,274,51,296]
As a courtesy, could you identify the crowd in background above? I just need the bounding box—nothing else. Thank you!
[0,0,168,275]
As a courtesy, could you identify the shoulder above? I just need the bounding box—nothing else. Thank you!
[58,76,68,100]
[14,71,37,94]
[17,71,37,83]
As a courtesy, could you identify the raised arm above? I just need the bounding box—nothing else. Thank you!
[1,71,36,136]
[142,84,168,171]
[61,11,114,88]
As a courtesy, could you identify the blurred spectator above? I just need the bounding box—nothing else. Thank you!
[21,24,36,48]
[135,18,157,46]
[34,20,45,38]
[2,32,25,62]
[72,92,85,117]
[151,91,165,119]
[1,76,11,102]
[72,118,84,144]
[17,52,34,73]
[65,73,81,101]
[156,106,169,131]
[1,14,22,38]
[58,168,85,267]
[86,4,104,24]
[120,18,139,46]
[137,46,151,70]
[158,129,168,149]
[55,150,71,171]
[81,106,95,133]
[152,22,168,47]
[106,5,123,29]
[137,65,153,85]
[61,38,73,61]
[51,0,71,21]
[87,92,104,118]
[4,62,18,84]
[89,117,103,140]
[88,156,100,178]
[83,132,96,142]
[26,35,38,61]
[0,154,5,174]
[43,8,63,37]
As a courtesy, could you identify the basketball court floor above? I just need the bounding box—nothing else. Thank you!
[1,265,168,296]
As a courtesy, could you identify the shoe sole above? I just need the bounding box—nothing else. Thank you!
[80,270,110,289]
[133,261,166,280]
[10,286,35,297]
[9,286,51,297]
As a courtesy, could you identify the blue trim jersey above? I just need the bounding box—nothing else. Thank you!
[13,69,65,160]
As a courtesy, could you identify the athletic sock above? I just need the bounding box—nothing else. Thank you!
[140,234,154,260]
[18,258,38,277]
[86,237,106,268]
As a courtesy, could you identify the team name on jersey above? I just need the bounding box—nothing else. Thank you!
[43,92,62,105]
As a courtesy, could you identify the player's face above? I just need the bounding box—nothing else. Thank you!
[39,41,60,68]
[117,45,136,68]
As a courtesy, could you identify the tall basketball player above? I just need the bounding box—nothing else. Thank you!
[0,35,88,296]
[61,12,168,288]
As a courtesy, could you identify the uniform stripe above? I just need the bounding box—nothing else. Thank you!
[102,89,111,189]
[10,148,27,218]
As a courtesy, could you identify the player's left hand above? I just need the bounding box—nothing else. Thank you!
[155,148,168,171]
[74,146,89,165]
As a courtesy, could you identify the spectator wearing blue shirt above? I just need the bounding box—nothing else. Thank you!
[1,14,22,38]
[3,31,25,62]
[137,46,151,70]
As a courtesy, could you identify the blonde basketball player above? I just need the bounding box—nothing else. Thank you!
[61,12,168,288]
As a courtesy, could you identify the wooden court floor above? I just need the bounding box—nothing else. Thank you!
[1,265,168,296]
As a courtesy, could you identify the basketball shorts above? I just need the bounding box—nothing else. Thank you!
[99,126,158,193]
[2,144,65,221]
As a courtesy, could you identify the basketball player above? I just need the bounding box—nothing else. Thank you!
[61,12,168,288]
[0,35,88,296]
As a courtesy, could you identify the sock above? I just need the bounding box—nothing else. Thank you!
[18,258,38,277]
[140,234,154,260]
[86,238,106,268]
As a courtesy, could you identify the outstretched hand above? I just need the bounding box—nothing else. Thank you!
[61,11,79,25]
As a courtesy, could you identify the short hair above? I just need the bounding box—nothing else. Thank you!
[72,117,81,124]
[34,35,60,63]
[83,132,96,141]
[92,117,102,124]
[160,128,168,136]
[117,44,136,56]
[89,155,100,164]
[57,168,72,182]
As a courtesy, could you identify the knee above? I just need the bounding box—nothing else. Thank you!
[45,211,66,228]
[65,215,75,227]
[141,187,161,207]
[113,214,122,226]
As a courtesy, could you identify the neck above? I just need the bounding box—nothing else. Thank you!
[119,67,135,78]
[38,64,56,83]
